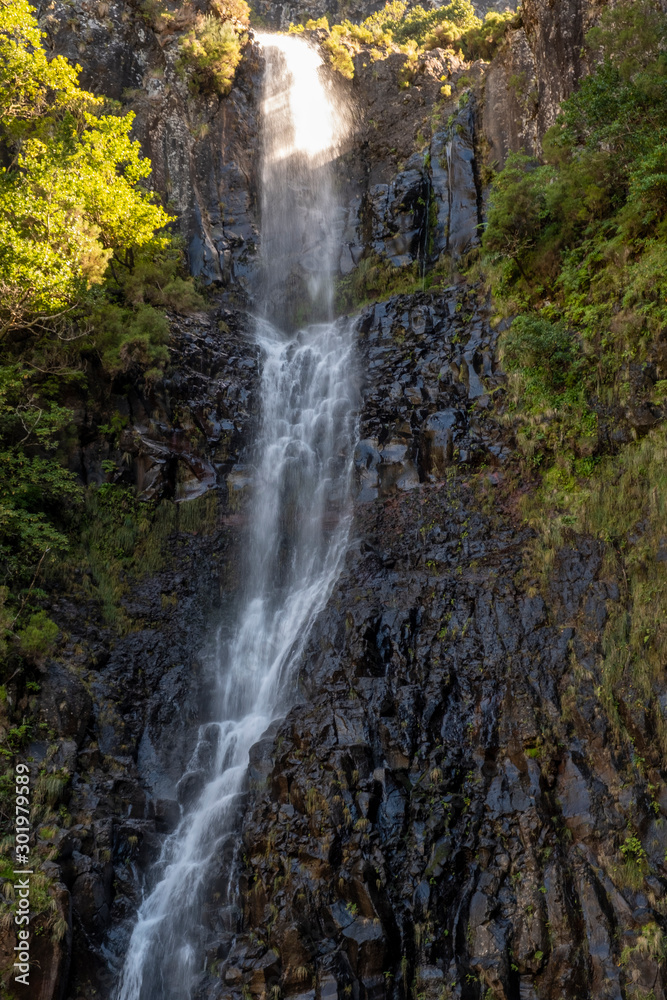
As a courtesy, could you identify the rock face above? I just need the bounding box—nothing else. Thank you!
[6,2,667,1000]
[44,0,261,288]
[197,298,667,1000]
[482,0,596,163]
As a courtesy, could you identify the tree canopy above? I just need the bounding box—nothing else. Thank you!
[0,0,201,654]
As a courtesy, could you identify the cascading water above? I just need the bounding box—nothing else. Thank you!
[114,34,355,1000]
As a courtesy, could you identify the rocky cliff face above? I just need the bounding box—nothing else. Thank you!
[226,298,667,1000]
[6,3,667,1000]
[482,0,596,163]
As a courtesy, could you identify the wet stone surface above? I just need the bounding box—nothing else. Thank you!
[11,3,667,998]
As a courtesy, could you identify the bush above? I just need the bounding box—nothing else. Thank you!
[209,0,249,24]
[501,316,585,410]
[461,10,520,60]
[482,152,551,283]
[16,611,58,660]
[0,0,175,340]
[384,0,480,44]
[311,0,492,79]
[618,834,649,889]
[177,16,246,96]
[322,27,356,79]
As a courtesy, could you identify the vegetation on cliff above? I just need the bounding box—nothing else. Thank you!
[484,0,666,468]
[176,0,249,96]
[290,0,518,81]
[0,0,202,666]
[483,0,667,767]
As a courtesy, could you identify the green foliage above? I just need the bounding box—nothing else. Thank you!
[322,25,356,79]
[483,0,667,467]
[294,16,390,79]
[0,0,200,346]
[0,363,82,587]
[0,0,203,655]
[177,15,247,96]
[335,254,421,311]
[481,152,550,281]
[618,833,649,889]
[373,0,479,45]
[586,0,666,81]
[459,10,520,60]
[336,251,456,312]
[46,486,217,630]
[360,0,406,34]
[484,1,667,771]
[0,0,174,338]
[0,0,87,132]
[305,0,501,80]
[15,610,58,659]
[500,315,596,459]
[210,0,250,24]
[620,922,667,968]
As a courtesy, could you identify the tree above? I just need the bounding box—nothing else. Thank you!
[0,0,174,339]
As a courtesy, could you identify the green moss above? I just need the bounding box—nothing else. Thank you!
[335,254,422,312]
[523,423,667,760]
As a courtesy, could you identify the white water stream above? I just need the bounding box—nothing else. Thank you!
[114,34,355,1000]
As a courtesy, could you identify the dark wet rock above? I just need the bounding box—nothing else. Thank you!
[482,0,597,166]
[356,289,507,488]
[13,3,667,1000]
[421,410,459,477]
[204,477,667,1000]
[176,769,207,808]
[38,663,93,747]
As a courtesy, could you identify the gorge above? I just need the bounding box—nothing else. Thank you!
[1,0,667,999]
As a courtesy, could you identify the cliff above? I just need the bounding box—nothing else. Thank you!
[2,1,666,999]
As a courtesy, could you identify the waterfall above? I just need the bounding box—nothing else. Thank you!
[114,34,356,1000]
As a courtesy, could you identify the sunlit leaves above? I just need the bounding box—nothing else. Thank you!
[0,0,174,337]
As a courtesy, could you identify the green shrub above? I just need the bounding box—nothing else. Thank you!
[501,316,587,411]
[460,9,520,60]
[94,302,170,376]
[16,610,59,659]
[482,152,551,284]
[322,27,356,79]
[618,834,649,889]
[423,19,463,51]
[210,0,250,24]
[483,0,667,466]
[177,16,246,96]
[0,0,174,340]
[379,0,480,44]
[0,0,205,642]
